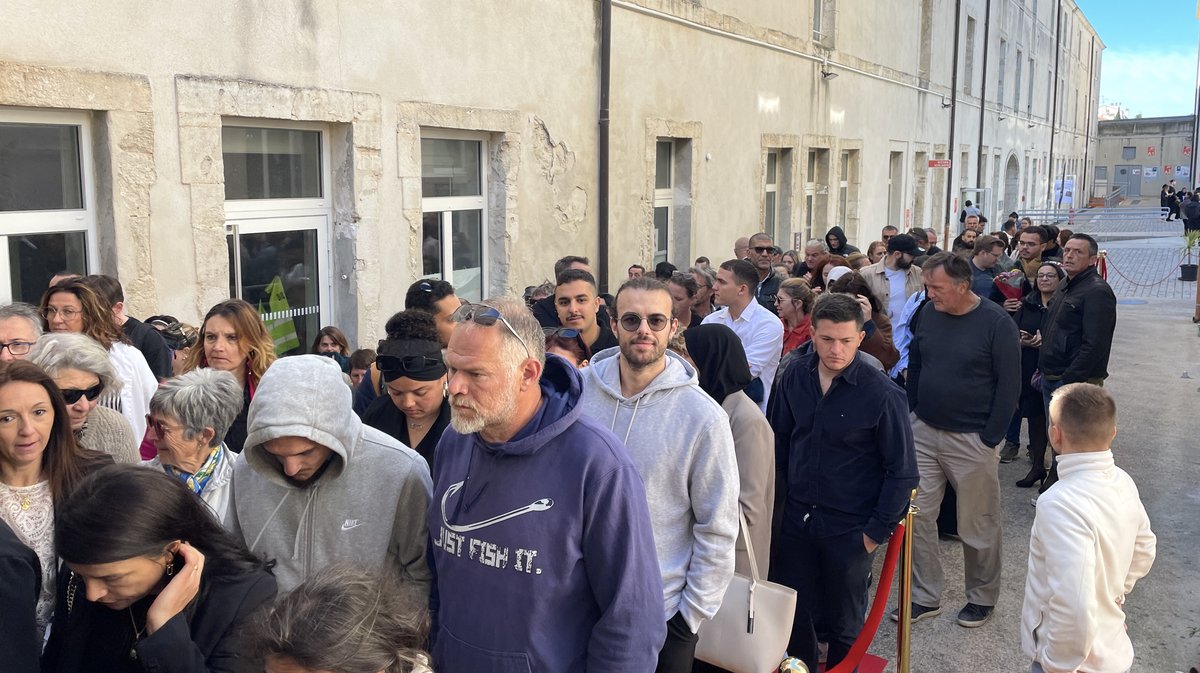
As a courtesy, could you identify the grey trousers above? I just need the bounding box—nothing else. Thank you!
[910,415,1003,607]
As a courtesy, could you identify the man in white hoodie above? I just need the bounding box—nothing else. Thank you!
[226,355,433,595]
[579,276,740,673]
[1021,383,1155,673]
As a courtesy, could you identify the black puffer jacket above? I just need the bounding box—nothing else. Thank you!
[1038,266,1116,383]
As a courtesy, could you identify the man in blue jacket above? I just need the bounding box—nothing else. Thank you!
[429,297,664,672]
[769,293,918,673]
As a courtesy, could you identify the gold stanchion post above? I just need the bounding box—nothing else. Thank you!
[897,488,918,673]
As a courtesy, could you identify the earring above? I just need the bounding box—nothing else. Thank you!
[443,382,449,399]
[165,560,175,576]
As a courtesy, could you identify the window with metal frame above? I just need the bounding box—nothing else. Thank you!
[421,134,488,302]
[0,109,98,304]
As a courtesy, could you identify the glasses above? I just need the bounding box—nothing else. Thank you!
[41,306,82,320]
[1035,273,1060,280]
[61,384,103,404]
[751,246,775,255]
[772,295,796,306]
[0,341,33,356]
[376,354,443,374]
[618,312,671,332]
[451,303,532,358]
[145,414,180,436]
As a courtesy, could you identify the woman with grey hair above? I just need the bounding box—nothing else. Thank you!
[28,333,137,464]
[143,368,242,520]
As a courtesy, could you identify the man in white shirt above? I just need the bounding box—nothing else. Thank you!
[860,234,923,319]
[703,259,783,412]
[1021,383,1155,673]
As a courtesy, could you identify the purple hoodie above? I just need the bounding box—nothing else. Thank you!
[428,355,665,672]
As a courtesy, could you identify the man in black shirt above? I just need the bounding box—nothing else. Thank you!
[83,274,172,379]
[554,269,618,354]
[897,252,1019,630]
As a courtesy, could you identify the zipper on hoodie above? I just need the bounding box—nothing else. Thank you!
[304,483,320,577]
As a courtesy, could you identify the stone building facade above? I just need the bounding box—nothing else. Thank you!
[0,0,1102,349]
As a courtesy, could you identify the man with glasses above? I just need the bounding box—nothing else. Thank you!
[430,297,665,672]
[881,225,899,244]
[748,232,784,314]
[579,277,739,673]
[704,259,784,412]
[1015,225,1050,282]
[554,269,618,354]
[861,234,923,320]
[0,302,42,362]
[229,354,433,593]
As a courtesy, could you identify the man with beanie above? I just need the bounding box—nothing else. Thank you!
[429,297,664,671]
[581,277,739,673]
[861,234,924,319]
[227,354,433,594]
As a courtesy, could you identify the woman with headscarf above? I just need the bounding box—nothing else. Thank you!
[361,311,450,470]
[679,324,774,578]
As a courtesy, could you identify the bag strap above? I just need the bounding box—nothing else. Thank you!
[738,507,760,584]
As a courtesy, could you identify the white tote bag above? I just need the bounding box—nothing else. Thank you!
[694,509,797,673]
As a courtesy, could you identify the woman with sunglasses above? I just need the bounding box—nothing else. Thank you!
[0,360,111,643]
[544,326,591,368]
[29,333,138,464]
[361,311,449,469]
[39,279,157,453]
[143,369,243,521]
[1012,261,1065,489]
[181,299,277,453]
[42,464,276,673]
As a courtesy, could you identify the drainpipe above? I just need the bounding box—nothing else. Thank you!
[1047,0,1063,206]
[1081,34,1095,203]
[946,0,962,237]
[975,0,992,201]
[598,0,612,293]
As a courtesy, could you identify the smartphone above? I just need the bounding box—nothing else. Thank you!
[1019,330,1033,338]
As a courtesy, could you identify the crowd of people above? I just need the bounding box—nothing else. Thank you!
[0,215,1156,673]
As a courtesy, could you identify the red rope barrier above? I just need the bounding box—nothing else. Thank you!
[824,522,905,673]
[1102,251,1186,288]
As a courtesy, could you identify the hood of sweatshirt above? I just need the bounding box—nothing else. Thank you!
[478,352,583,457]
[243,354,361,486]
[826,225,849,250]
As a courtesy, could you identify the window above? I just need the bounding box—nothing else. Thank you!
[997,40,1008,108]
[812,0,823,42]
[1122,146,1135,161]
[805,148,830,243]
[913,151,929,227]
[224,122,332,356]
[887,151,904,227]
[1027,57,1035,115]
[0,110,98,304]
[764,150,780,240]
[654,140,673,266]
[421,134,488,302]
[1014,50,1023,113]
[964,16,977,95]
[838,151,849,228]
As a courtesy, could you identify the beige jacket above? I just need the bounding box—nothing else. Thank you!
[860,260,923,318]
[723,390,775,578]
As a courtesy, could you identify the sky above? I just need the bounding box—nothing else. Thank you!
[1075,0,1199,118]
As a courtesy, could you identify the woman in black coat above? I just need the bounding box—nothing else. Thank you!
[1011,262,1065,488]
[42,465,276,673]
[0,519,41,673]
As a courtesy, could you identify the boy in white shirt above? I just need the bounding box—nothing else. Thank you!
[1021,383,1156,673]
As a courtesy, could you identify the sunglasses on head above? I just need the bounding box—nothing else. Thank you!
[60,384,103,404]
[618,312,671,332]
[452,303,533,357]
[376,354,444,374]
[544,327,590,356]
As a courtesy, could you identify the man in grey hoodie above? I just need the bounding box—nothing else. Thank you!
[579,276,740,673]
[226,354,433,595]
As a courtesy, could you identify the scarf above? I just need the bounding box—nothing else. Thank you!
[164,446,223,495]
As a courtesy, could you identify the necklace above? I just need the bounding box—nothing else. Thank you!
[19,495,30,510]
[128,608,147,659]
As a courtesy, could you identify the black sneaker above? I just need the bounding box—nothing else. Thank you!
[889,602,942,623]
[956,603,994,627]
[999,441,1020,463]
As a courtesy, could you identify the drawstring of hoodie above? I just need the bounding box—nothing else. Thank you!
[291,488,318,560]
[249,490,293,553]
[609,396,643,446]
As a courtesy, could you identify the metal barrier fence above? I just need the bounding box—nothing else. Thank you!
[1018,206,1169,228]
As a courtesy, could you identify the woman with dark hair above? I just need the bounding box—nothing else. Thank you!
[827,272,900,371]
[361,311,449,469]
[181,299,277,453]
[809,256,850,292]
[0,360,111,640]
[310,326,351,372]
[39,278,157,448]
[43,464,276,673]
[257,565,430,673]
[680,325,774,577]
[1012,262,1065,489]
